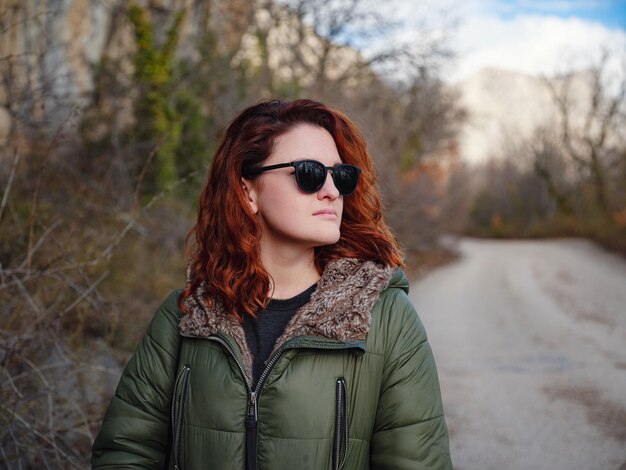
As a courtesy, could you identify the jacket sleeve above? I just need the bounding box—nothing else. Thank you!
[370,289,452,470]
[91,289,183,469]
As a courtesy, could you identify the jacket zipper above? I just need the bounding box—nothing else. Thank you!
[172,364,191,470]
[333,376,349,470]
[242,343,292,468]
[202,335,363,470]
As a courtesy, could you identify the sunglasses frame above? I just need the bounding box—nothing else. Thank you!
[243,159,361,196]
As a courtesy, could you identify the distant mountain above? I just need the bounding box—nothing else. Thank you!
[453,67,560,164]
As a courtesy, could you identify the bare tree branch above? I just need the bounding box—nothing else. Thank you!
[0,150,20,223]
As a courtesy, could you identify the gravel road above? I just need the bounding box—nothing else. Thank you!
[410,238,626,470]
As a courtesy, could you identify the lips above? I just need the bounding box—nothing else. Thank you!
[313,208,337,216]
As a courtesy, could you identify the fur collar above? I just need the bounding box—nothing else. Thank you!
[179,258,395,382]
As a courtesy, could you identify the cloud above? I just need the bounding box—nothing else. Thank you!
[449,9,626,82]
[354,0,625,84]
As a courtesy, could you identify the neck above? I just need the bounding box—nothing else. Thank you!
[260,240,320,299]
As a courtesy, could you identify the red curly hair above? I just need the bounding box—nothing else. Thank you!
[178,99,403,320]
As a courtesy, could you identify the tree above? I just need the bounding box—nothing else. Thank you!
[541,48,626,217]
[127,2,186,197]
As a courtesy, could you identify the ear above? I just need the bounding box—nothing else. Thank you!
[241,177,258,214]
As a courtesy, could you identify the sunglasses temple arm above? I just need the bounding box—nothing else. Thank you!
[242,162,293,177]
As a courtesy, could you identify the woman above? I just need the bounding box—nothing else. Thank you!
[92,99,452,469]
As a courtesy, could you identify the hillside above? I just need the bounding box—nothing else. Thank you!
[454,67,554,164]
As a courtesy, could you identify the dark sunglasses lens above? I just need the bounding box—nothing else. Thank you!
[295,160,326,193]
[333,165,360,195]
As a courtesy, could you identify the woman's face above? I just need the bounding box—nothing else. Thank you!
[243,124,344,255]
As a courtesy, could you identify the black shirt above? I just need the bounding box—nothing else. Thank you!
[243,282,318,388]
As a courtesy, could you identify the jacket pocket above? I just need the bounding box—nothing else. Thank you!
[332,376,349,470]
[171,364,191,470]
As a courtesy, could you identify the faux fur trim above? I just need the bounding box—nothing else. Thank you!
[179,259,395,383]
[179,269,254,380]
[269,259,395,356]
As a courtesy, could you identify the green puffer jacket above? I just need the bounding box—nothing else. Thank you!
[92,259,452,469]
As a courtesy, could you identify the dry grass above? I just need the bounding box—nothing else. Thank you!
[404,246,460,282]
[0,145,193,467]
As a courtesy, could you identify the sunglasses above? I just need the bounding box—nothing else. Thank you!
[243,159,361,196]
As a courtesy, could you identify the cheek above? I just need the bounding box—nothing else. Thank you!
[257,187,302,222]
[336,200,344,221]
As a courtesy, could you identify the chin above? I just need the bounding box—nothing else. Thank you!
[312,230,341,247]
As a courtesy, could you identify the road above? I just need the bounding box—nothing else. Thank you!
[410,238,626,470]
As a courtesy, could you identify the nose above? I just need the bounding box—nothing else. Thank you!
[317,170,340,200]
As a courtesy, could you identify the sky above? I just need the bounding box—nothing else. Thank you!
[490,0,626,29]
[365,0,626,83]
[449,0,626,81]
